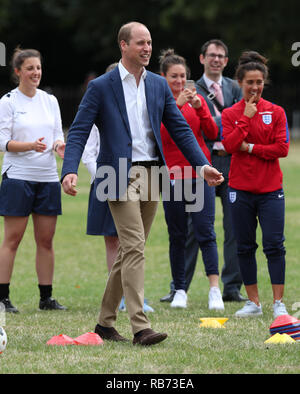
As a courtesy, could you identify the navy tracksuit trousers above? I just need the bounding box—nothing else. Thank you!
[228,187,286,285]
[163,178,219,291]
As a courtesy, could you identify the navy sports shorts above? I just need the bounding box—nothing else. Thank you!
[0,174,62,217]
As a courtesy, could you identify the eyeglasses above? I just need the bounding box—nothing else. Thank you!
[206,53,227,60]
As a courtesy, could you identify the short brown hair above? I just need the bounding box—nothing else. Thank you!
[200,39,228,57]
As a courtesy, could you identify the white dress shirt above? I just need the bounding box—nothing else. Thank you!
[118,61,158,162]
[203,74,225,151]
[203,74,223,93]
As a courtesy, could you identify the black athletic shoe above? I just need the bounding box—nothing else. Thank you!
[39,297,67,311]
[159,290,175,303]
[222,292,248,302]
[0,298,19,313]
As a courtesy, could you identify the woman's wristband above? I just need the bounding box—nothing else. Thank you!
[248,143,254,154]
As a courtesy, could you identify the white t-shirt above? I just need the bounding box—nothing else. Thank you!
[0,87,64,182]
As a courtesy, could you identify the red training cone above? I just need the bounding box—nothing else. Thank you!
[74,332,104,346]
[47,334,76,346]
[270,314,299,329]
[269,314,300,340]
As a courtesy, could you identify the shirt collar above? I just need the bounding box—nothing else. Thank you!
[118,61,147,81]
[203,74,223,89]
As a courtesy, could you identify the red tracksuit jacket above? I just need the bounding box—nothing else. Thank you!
[161,95,218,179]
[221,98,289,194]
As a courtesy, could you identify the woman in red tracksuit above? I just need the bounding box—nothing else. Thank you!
[221,51,290,318]
[159,49,224,311]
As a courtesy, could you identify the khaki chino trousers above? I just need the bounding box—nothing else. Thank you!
[98,166,159,334]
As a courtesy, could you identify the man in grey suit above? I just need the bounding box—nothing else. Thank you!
[62,23,224,346]
[196,39,247,302]
[160,39,246,303]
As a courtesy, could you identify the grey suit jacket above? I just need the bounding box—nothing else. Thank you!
[196,75,242,150]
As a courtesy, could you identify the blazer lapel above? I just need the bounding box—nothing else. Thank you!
[198,76,216,115]
[110,68,131,138]
[221,77,231,108]
[144,72,155,131]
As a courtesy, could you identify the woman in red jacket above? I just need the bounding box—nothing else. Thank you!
[221,51,290,318]
[159,49,224,310]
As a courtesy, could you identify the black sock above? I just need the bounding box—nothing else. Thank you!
[0,283,10,300]
[38,284,52,301]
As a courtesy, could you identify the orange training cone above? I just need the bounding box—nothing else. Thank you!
[47,334,76,346]
[74,332,104,346]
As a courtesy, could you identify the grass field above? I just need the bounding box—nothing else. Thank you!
[0,142,300,375]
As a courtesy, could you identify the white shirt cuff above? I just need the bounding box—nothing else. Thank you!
[200,164,209,179]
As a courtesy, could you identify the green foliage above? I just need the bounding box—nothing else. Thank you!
[0,0,298,86]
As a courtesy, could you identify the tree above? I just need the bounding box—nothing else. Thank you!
[0,0,298,126]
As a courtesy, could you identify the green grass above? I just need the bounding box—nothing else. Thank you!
[0,142,300,374]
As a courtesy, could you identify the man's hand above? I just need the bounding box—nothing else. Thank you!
[203,166,224,187]
[62,173,78,196]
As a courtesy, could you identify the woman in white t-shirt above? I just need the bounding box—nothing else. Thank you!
[0,48,66,313]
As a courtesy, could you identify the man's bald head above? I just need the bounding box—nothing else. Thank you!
[117,21,149,50]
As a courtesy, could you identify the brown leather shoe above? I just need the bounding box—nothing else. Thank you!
[133,328,168,346]
[94,324,129,342]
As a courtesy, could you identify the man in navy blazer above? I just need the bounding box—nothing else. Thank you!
[61,22,223,346]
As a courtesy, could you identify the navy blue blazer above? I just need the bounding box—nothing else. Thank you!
[62,66,210,198]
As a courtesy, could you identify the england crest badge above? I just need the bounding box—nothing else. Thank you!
[229,192,236,203]
[262,114,272,125]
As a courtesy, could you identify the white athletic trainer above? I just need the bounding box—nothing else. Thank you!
[273,300,288,318]
[235,300,263,317]
[208,287,225,310]
[171,289,187,308]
